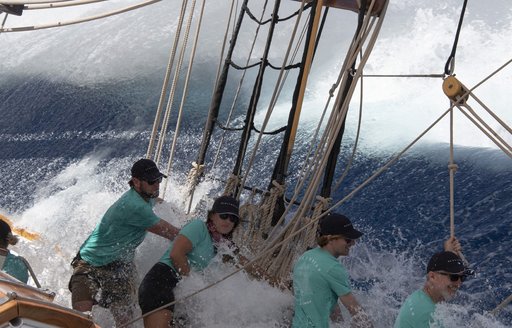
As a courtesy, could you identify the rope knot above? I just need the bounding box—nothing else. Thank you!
[448,163,459,172]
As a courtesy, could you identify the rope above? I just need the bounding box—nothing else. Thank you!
[184,0,239,212]
[236,189,259,247]
[123,73,485,328]
[146,0,188,159]
[263,0,387,245]
[332,51,365,192]
[211,0,270,170]
[444,0,468,76]
[447,97,469,264]
[456,104,512,158]
[154,0,196,166]
[184,161,205,209]
[161,0,207,198]
[259,181,284,239]
[0,0,162,32]
[24,0,107,9]
[305,196,330,247]
[224,173,240,196]
[443,71,512,158]
[19,256,41,288]
[236,0,310,198]
[1,14,7,31]
[490,293,512,316]
[2,0,71,4]
[261,0,389,280]
[363,73,445,78]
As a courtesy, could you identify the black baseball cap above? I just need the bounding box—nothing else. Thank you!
[427,251,472,275]
[211,196,240,218]
[318,212,363,239]
[131,159,167,182]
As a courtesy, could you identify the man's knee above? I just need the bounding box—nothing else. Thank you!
[72,300,94,312]
[69,272,98,308]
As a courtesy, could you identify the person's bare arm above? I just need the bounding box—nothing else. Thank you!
[170,235,193,276]
[339,293,373,328]
[330,303,343,323]
[147,219,179,240]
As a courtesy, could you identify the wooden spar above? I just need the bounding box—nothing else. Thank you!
[282,0,324,179]
[290,0,386,16]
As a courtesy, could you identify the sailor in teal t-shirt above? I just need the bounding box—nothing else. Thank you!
[159,219,216,272]
[394,289,436,328]
[292,213,373,328]
[394,242,472,328]
[0,219,30,284]
[293,247,352,327]
[69,159,179,327]
[78,187,161,266]
[139,195,241,328]
[2,251,30,283]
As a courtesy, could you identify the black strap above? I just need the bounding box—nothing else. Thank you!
[444,0,468,76]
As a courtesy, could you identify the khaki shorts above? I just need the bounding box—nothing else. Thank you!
[69,258,136,309]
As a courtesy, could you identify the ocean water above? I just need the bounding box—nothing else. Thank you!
[0,1,511,327]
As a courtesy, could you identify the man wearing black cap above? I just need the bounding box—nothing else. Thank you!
[394,238,472,328]
[69,159,179,327]
[292,212,373,328]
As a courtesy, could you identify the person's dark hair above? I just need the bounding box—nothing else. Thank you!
[316,235,329,247]
[0,220,18,247]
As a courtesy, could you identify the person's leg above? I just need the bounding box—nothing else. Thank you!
[138,263,180,328]
[143,309,173,328]
[99,262,138,326]
[110,303,138,328]
[72,300,94,312]
[69,260,98,312]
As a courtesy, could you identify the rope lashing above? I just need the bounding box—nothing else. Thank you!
[184,161,205,198]
[224,173,240,196]
[259,181,285,232]
[447,163,458,172]
[236,189,259,247]
[305,196,330,247]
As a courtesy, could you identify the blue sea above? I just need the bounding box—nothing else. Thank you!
[0,1,510,327]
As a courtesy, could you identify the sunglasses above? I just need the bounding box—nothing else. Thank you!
[219,213,239,224]
[146,177,163,185]
[437,272,466,282]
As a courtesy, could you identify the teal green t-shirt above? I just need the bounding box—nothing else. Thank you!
[159,219,215,274]
[394,289,436,328]
[2,251,29,283]
[79,188,161,266]
[292,247,352,328]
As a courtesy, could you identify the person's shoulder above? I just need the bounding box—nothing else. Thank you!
[7,250,20,258]
[183,218,206,230]
[5,251,28,268]
[116,188,152,210]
